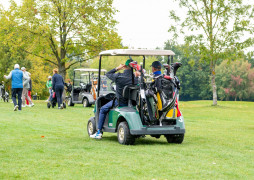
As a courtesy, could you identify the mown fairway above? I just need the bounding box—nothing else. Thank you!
[0,100,253,179]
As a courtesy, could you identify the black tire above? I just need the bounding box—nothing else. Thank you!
[165,134,184,144]
[68,97,74,106]
[6,98,8,103]
[63,103,66,109]
[47,102,51,109]
[117,121,135,145]
[87,117,96,136]
[83,98,89,107]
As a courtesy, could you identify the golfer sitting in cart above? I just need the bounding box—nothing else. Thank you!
[90,59,138,139]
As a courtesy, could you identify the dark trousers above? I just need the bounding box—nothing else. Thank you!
[55,85,64,107]
[12,88,23,110]
[98,100,127,130]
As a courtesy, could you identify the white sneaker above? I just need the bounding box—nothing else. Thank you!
[22,105,26,108]
[90,132,102,139]
[30,103,34,107]
[14,105,19,111]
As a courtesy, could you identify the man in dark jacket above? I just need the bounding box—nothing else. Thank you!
[90,59,138,139]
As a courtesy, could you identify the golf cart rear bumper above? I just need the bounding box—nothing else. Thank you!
[130,126,185,135]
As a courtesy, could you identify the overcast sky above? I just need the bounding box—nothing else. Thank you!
[113,0,176,49]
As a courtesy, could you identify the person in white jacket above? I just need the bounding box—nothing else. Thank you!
[21,67,34,107]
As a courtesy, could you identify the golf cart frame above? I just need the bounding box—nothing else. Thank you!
[68,68,106,107]
[88,49,185,145]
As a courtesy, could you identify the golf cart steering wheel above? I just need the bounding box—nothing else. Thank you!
[110,81,116,92]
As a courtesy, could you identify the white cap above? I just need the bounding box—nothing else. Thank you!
[14,64,20,69]
[48,76,52,79]
[21,67,26,70]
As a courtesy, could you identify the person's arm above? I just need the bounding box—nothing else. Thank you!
[52,76,56,91]
[106,64,125,82]
[4,71,12,79]
[62,76,65,86]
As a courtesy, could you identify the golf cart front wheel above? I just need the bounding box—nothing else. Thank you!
[83,98,89,107]
[117,121,135,145]
[87,117,96,136]
[165,134,184,144]
[68,97,74,106]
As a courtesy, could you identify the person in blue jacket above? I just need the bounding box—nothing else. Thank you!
[4,64,30,111]
[52,68,65,109]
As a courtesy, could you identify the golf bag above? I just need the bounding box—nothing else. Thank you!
[47,91,66,109]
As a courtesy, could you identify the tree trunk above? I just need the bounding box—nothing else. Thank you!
[58,61,66,80]
[211,64,217,105]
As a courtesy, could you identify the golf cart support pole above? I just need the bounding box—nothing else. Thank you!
[143,56,145,69]
[171,55,174,64]
[97,55,102,98]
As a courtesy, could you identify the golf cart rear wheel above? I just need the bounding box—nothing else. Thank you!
[63,103,66,108]
[87,117,96,136]
[165,134,184,144]
[117,121,135,145]
[68,97,74,106]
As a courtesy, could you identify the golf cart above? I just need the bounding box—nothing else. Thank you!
[87,49,185,145]
[68,68,107,107]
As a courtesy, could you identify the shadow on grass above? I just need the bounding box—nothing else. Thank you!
[101,135,189,146]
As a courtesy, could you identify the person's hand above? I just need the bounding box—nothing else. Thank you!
[134,71,141,77]
[116,64,125,71]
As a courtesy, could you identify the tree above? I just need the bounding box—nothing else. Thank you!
[216,59,254,101]
[169,0,254,105]
[2,0,122,79]
[164,41,212,101]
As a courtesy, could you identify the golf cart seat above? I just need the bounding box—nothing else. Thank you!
[86,84,92,92]
[123,85,139,107]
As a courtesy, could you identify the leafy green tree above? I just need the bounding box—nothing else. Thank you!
[1,0,122,79]
[169,0,254,105]
[216,59,254,101]
[164,41,211,100]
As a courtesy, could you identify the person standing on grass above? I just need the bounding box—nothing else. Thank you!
[52,68,64,109]
[46,76,52,102]
[21,67,34,107]
[25,77,32,105]
[3,64,29,111]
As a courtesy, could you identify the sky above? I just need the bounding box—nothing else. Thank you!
[112,0,176,49]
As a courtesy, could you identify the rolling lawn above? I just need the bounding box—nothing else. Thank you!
[0,100,253,179]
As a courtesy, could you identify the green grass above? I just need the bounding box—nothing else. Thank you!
[0,100,253,179]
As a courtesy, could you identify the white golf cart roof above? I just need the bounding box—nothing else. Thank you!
[99,49,175,56]
[74,68,107,72]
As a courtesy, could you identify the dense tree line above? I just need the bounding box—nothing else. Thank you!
[165,42,254,101]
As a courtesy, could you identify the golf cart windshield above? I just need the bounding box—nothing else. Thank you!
[73,68,107,87]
